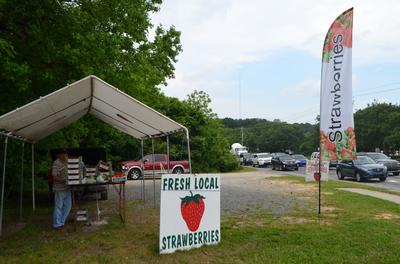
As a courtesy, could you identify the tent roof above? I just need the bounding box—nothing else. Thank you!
[0,75,187,142]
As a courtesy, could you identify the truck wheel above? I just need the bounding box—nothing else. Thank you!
[173,167,184,174]
[128,168,142,180]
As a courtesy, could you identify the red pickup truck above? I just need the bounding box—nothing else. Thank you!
[121,154,190,180]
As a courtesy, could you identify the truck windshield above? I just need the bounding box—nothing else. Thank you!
[143,154,165,162]
[292,155,306,159]
[354,156,375,165]
[368,153,389,160]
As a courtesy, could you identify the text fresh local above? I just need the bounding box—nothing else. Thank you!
[162,176,219,191]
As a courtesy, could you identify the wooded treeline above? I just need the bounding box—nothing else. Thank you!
[222,102,400,156]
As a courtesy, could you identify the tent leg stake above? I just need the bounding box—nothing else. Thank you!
[152,138,155,208]
[19,142,25,221]
[0,137,9,236]
[32,143,35,211]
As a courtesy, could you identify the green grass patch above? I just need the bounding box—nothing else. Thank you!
[2,178,400,263]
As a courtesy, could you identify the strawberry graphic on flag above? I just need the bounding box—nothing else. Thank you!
[180,191,205,232]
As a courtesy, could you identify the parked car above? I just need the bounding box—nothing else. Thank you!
[336,155,387,182]
[291,154,307,167]
[121,154,189,180]
[239,152,253,166]
[252,153,272,167]
[270,152,287,159]
[271,154,297,171]
[329,160,338,168]
[358,152,400,176]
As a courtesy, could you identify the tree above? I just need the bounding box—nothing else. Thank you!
[221,118,318,155]
[0,1,237,198]
[354,102,400,152]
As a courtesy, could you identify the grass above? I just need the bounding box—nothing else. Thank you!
[2,176,400,263]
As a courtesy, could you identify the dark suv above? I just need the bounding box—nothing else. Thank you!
[357,152,400,176]
[239,152,253,166]
[271,154,297,171]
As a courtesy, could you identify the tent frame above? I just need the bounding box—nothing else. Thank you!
[0,75,192,236]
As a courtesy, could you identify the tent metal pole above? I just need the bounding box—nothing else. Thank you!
[32,143,35,211]
[185,129,192,173]
[0,137,9,236]
[19,142,25,221]
[141,139,144,201]
[166,136,170,173]
[0,132,28,143]
[152,138,156,207]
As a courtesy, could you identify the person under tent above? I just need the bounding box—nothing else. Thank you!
[52,149,71,230]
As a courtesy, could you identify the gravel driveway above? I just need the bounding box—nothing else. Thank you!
[108,171,316,216]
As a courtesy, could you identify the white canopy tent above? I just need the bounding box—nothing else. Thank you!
[0,75,192,235]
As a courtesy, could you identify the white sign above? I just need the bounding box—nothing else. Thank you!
[305,160,329,182]
[159,174,220,254]
[320,8,356,161]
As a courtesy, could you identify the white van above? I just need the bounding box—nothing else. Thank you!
[311,152,320,160]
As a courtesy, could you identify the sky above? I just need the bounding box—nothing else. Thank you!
[151,0,400,124]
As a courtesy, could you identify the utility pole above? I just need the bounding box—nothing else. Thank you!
[239,70,243,145]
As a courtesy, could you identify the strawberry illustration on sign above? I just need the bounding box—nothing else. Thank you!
[180,191,205,232]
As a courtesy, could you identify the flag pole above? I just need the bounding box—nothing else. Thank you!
[318,152,321,216]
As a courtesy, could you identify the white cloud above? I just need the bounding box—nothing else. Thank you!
[283,79,320,97]
[152,0,400,119]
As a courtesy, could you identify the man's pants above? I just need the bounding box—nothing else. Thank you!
[53,191,72,228]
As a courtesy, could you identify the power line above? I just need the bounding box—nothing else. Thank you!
[284,87,400,123]
[281,82,400,123]
[354,86,400,97]
[354,81,400,93]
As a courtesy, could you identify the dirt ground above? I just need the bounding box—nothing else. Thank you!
[108,172,317,216]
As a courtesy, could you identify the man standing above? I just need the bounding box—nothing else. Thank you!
[52,149,71,229]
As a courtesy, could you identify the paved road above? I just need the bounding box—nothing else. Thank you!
[253,165,400,192]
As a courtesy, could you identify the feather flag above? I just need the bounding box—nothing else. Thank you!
[320,8,355,161]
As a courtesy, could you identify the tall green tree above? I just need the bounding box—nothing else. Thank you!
[0,0,237,199]
[354,102,400,152]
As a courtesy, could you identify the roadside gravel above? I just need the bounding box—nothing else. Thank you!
[109,171,316,216]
